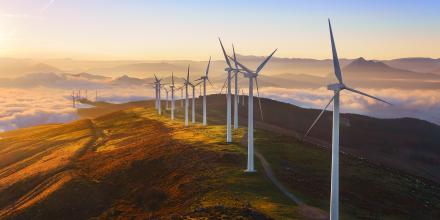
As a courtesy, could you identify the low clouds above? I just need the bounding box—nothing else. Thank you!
[259,87,440,125]
[0,86,153,132]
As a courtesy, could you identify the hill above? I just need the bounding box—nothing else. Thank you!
[0,105,312,219]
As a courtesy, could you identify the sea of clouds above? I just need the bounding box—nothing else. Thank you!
[0,86,154,131]
[259,87,440,124]
[0,81,439,132]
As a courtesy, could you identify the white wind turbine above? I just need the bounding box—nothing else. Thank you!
[184,76,202,124]
[170,72,176,120]
[229,47,277,172]
[195,57,212,125]
[304,19,392,220]
[154,74,163,114]
[164,87,169,110]
[71,91,76,108]
[219,38,234,143]
[183,65,190,126]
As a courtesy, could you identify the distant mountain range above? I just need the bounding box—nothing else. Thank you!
[1,56,440,89]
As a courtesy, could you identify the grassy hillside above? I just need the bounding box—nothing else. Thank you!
[0,106,312,219]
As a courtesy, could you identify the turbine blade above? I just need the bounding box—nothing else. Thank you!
[303,95,335,138]
[205,57,211,77]
[154,73,158,82]
[255,49,277,74]
[328,19,343,84]
[232,44,239,71]
[255,77,264,121]
[218,38,232,68]
[172,72,174,86]
[345,87,392,105]
[227,55,253,74]
[187,65,190,81]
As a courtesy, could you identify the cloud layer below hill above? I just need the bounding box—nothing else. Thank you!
[0,87,153,131]
[0,79,439,132]
[259,87,440,124]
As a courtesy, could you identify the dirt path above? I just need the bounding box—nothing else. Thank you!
[241,133,328,220]
[254,151,303,205]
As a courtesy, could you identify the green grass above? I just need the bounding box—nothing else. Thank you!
[254,129,440,219]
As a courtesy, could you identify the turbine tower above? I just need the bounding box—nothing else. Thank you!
[232,45,240,129]
[229,47,277,172]
[304,19,391,220]
[196,57,212,125]
[170,72,176,120]
[219,38,233,143]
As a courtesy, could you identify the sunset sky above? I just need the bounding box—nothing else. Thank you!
[0,0,439,60]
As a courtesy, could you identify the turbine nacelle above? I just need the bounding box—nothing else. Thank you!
[327,83,345,91]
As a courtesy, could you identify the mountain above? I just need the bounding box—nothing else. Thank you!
[0,72,108,89]
[68,72,111,81]
[110,74,147,85]
[0,59,63,77]
[28,63,61,74]
[342,57,440,80]
[384,57,440,73]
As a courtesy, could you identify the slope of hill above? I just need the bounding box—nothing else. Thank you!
[0,106,311,219]
[179,95,440,185]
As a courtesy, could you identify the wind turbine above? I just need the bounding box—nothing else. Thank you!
[303,20,391,220]
[170,72,176,120]
[219,38,233,143]
[71,91,76,108]
[229,47,277,172]
[164,87,169,110]
[154,74,163,114]
[183,65,190,126]
[195,57,212,125]
[184,76,202,124]
[180,88,184,107]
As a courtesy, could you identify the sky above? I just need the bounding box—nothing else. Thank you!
[0,0,439,60]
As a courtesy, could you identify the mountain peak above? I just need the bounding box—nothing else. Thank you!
[345,57,390,71]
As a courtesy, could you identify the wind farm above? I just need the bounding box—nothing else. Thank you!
[1,1,440,219]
